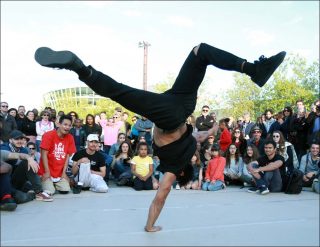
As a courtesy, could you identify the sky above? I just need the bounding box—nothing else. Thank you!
[1,1,319,111]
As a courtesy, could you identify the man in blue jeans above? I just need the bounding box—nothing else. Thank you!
[35,43,286,232]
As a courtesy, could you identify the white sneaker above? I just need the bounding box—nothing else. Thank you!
[175,184,180,190]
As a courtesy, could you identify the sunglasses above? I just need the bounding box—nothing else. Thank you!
[1,105,8,108]
[202,109,209,112]
[43,114,49,117]
[273,135,280,138]
[28,147,36,150]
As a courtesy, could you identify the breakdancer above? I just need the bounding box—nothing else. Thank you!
[35,43,286,232]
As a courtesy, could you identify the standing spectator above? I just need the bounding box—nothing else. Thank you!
[263,109,276,136]
[38,115,76,195]
[82,114,102,140]
[131,142,154,191]
[0,102,17,142]
[49,108,57,126]
[202,144,226,191]
[247,140,285,195]
[21,110,37,144]
[247,126,265,156]
[16,105,27,131]
[231,127,247,156]
[255,114,267,139]
[32,108,41,121]
[299,142,320,187]
[70,118,86,151]
[67,111,79,126]
[288,107,308,162]
[134,116,153,147]
[282,106,294,140]
[196,105,214,131]
[8,108,18,118]
[272,130,299,172]
[218,119,232,154]
[269,112,285,135]
[306,100,320,147]
[241,112,255,139]
[122,112,132,137]
[129,115,139,149]
[35,110,54,152]
[71,134,108,193]
[100,115,123,153]
[186,114,197,131]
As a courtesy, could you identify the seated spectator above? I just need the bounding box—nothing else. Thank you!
[109,132,126,156]
[151,155,162,190]
[312,176,319,194]
[202,144,226,191]
[247,126,265,156]
[272,130,299,172]
[71,134,108,193]
[26,142,41,163]
[299,142,320,187]
[70,118,86,151]
[231,127,247,156]
[131,142,154,191]
[224,144,243,185]
[247,140,285,195]
[240,144,260,186]
[38,115,76,195]
[1,151,17,211]
[112,141,134,186]
[35,110,54,152]
[181,150,203,190]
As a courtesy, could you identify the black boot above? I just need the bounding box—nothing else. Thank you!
[250,51,286,87]
[34,47,91,77]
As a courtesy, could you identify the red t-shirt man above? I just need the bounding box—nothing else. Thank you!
[39,128,76,179]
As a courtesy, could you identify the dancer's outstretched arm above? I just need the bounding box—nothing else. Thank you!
[192,124,219,143]
[145,172,176,232]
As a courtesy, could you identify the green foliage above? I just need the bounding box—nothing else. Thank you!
[223,54,319,120]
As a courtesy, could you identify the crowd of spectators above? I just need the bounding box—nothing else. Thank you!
[0,98,319,211]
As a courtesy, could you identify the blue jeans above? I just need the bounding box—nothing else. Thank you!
[202,180,224,191]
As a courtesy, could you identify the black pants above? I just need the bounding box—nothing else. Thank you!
[11,160,42,194]
[81,43,245,131]
[0,173,12,199]
[133,176,153,191]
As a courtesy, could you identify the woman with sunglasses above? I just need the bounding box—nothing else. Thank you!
[231,127,247,157]
[272,130,299,173]
[35,110,54,152]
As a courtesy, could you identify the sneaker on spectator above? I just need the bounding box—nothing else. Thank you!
[13,190,34,204]
[175,184,181,190]
[259,186,270,195]
[247,187,259,193]
[0,198,17,211]
[36,192,53,202]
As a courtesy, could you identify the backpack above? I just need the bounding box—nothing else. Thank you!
[284,168,304,194]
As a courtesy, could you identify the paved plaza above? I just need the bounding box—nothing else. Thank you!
[1,184,319,246]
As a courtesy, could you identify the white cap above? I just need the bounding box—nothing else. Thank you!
[87,134,99,142]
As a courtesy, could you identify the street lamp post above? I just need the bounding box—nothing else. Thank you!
[138,41,151,91]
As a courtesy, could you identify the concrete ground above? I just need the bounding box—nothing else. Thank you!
[1,184,319,246]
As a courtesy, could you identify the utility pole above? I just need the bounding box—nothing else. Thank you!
[138,41,150,91]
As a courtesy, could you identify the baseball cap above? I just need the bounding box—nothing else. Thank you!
[87,134,99,142]
[10,130,28,140]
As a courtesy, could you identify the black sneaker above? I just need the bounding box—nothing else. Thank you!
[12,190,34,204]
[251,51,286,87]
[247,187,260,193]
[260,186,270,195]
[0,198,17,211]
[116,178,128,186]
[34,47,85,72]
